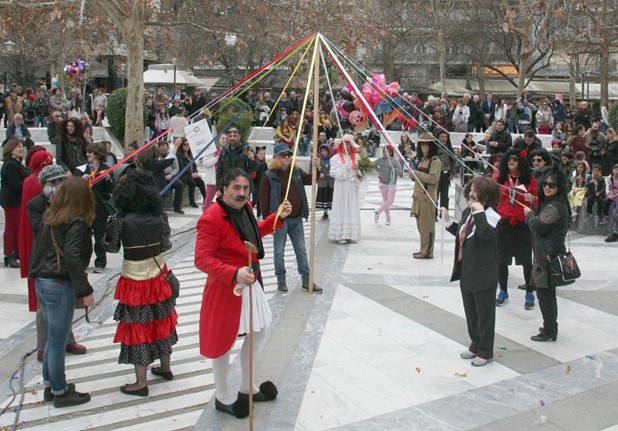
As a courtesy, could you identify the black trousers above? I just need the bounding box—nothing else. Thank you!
[498,263,533,293]
[92,216,107,268]
[461,287,495,359]
[537,286,558,337]
[437,171,450,210]
[167,180,184,210]
[185,176,206,204]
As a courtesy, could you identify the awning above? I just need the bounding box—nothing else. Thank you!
[143,64,204,86]
[528,80,581,96]
[198,78,220,90]
[427,79,469,96]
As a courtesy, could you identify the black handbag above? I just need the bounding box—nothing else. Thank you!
[548,251,580,286]
[548,229,580,286]
[126,218,179,300]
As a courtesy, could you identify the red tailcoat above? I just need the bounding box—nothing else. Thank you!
[196,201,283,358]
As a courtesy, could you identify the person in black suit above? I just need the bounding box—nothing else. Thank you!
[443,176,501,367]
[481,93,496,131]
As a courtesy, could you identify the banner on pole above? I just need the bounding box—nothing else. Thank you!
[185,119,215,158]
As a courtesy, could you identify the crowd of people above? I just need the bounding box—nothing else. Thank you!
[0,80,616,415]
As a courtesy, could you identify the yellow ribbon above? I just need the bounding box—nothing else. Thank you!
[274,35,320,228]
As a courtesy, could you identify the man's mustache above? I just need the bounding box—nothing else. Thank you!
[232,195,247,202]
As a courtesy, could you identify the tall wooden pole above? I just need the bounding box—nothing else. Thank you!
[308,34,320,294]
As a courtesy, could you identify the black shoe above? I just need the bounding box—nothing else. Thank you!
[173,208,185,215]
[605,233,618,243]
[531,331,557,342]
[44,383,75,402]
[4,255,19,268]
[277,282,288,292]
[237,381,278,402]
[190,202,199,208]
[302,283,323,294]
[215,398,249,418]
[53,387,91,408]
[518,283,536,291]
[120,384,149,397]
[151,367,174,381]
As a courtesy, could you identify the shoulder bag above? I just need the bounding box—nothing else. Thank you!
[548,231,581,286]
[50,226,88,309]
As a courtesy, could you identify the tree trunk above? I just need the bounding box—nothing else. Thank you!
[599,40,609,106]
[517,53,528,99]
[437,31,447,95]
[568,54,577,107]
[123,7,145,149]
[381,40,396,83]
[477,65,486,100]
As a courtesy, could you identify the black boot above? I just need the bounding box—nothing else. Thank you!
[5,255,19,268]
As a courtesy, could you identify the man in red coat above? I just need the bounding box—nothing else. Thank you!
[195,167,292,418]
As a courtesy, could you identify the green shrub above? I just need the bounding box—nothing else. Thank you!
[609,101,618,132]
[106,87,148,142]
[215,98,255,142]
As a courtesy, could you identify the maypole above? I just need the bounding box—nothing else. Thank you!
[308,33,321,294]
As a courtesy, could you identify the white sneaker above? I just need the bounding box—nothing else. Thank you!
[460,350,476,360]
[471,356,492,367]
[338,240,348,244]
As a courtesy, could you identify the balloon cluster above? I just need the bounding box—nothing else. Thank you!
[64,59,89,83]
[336,74,415,132]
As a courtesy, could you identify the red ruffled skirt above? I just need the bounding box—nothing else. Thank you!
[113,270,178,365]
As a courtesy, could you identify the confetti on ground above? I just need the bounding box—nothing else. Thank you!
[454,372,468,378]
[539,400,545,406]
[586,355,595,360]
[415,367,421,373]
[498,346,508,350]
[28,401,46,406]
[565,366,571,374]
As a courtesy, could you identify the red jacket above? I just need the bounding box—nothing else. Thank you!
[196,201,283,358]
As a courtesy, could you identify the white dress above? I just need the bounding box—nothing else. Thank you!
[328,153,361,242]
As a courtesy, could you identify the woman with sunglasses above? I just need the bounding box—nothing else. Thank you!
[523,169,570,341]
[493,148,537,309]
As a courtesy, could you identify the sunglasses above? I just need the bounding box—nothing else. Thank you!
[533,158,544,163]
[507,156,519,162]
[279,153,292,158]
[542,182,558,189]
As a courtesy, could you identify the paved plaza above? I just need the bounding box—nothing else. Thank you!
[0,172,617,430]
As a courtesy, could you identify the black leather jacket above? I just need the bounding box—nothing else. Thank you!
[29,218,94,298]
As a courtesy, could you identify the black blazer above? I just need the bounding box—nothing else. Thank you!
[0,158,30,208]
[446,207,500,292]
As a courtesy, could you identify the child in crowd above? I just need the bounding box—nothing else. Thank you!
[574,151,590,173]
[316,144,334,221]
[569,161,590,222]
[605,164,618,242]
[585,164,608,223]
[155,107,170,137]
[374,146,403,226]
[561,152,575,190]
[252,146,268,220]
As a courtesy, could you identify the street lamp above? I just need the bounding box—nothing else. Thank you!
[4,40,16,54]
[171,57,177,93]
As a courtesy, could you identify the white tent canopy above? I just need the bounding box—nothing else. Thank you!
[143,63,204,86]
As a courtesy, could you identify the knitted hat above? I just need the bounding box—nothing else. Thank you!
[38,165,66,186]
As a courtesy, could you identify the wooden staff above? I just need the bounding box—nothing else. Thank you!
[244,240,258,431]
[309,34,321,294]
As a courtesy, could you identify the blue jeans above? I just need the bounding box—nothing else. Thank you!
[273,216,310,285]
[34,115,48,127]
[36,278,76,395]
